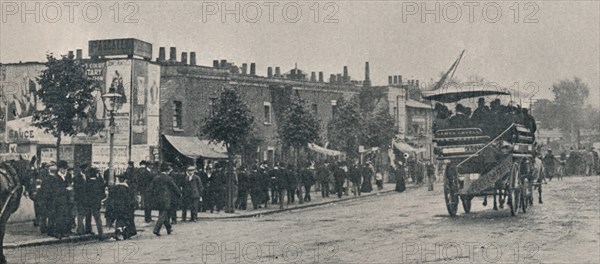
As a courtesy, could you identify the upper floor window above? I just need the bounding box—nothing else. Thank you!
[263,102,272,125]
[173,100,182,129]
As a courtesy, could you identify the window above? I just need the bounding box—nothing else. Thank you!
[312,104,318,116]
[173,101,182,129]
[331,100,337,119]
[209,97,217,117]
[263,102,272,124]
[267,147,275,167]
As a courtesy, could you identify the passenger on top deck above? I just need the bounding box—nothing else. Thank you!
[470,97,493,136]
[449,104,471,128]
[433,103,452,132]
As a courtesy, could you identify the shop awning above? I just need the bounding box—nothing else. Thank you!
[307,143,343,156]
[393,139,426,153]
[164,135,228,159]
[406,99,432,109]
[5,116,72,145]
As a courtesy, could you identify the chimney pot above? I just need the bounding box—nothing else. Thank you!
[275,67,281,77]
[336,74,342,84]
[68,51,74,59]
[241,63,247,74]
[250,63,256,75]
[364,62,371,87]
[318,72,324,82]
[169,47,176,61]
[310,72,317,82]
[416,80,419,87]
[213,60,219,68]
[394,76,398,84]
[181,52,188,65]
[330,74,336,84]
[76,49,82,60]
[158,47,166,61]
[399,75,403,85]
[388,76,393,85]
[267,67,273,78]
[190,52,197,65]
[220,59,227,68]
[343,66,349,83]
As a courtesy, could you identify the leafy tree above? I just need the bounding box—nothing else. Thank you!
[278,96,321,204]
[33,53,103,161]
[202,88,254,213]
[327,97,362,159]
[362,107,397,149]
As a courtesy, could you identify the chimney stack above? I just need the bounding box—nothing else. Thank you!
[330,74,336,83]
[343,66,349,83]
[158,47,166,62]
[250,63,256,75]
[68,51,74,59]
[275,67,281,77]
[394,76,398,84]
[398,75,403,85]
[388,76,393,85]
[364,62,371,87]
[190,52,197,65]
[241,63,247,74]
[416,80,419,87]
[267,67,273,78]
[220,59,227,68]
[213,60,219,68]
[76,49,82,60]
[181,52,188,65]
[336,74,342,84]
[319,72,324,82]
[310,72,316,82]
[169,47,177,61]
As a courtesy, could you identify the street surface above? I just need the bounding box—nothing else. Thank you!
[5,176,599,264]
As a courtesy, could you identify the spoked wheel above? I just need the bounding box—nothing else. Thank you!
[508,161,521,216]
[522,177,530,213]
[460,195,473,213]
[444,165,459,217]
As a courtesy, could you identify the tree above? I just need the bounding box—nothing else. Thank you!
[327,97,362,160]
[202,88,254,213]
[278,96,321,204]
[33,53,103,161]
[362,107,397,149]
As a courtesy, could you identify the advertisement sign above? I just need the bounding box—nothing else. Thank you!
[85,62,107,120]
[105,60,131,114]
[89,39,152,60]
[92,145,129,170]
[147,64,160,146]
[132,60,148,145]
[0,63,44,137]
[110,116,130,146]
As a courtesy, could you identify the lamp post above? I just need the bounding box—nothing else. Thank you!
[102,87,123,185]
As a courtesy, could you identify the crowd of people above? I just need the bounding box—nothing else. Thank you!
[29,157,412,240]
[542,147,599,179]
[433,98,537,137]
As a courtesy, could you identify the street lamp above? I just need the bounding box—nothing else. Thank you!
[102,87,123,185]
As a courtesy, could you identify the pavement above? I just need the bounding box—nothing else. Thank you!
[4,182,416,249]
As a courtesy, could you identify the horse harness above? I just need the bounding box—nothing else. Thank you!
[0,163,22,219]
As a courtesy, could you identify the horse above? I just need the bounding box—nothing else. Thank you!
[482,186,506,211]
[530,156,544,205]
[0,157,34,264]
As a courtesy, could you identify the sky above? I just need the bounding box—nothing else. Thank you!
[1,0,599,107]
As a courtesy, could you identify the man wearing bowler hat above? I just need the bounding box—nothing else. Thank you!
[151,163,181,236]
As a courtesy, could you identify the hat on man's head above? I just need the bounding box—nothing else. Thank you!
[128,161,134,166]
[478,98,485,104]
[79,163,88,171]
[140,160,147,166]
[160,162,172,172]
[57,160,69,169]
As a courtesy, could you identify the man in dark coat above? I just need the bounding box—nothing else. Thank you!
[208,163,226,213]
[168,165,183,224]
[318,162,330,198]
[285,164,297,204]
[197,166,209,212]
[300,165,315,202]
[73,164,89,235]
[110,175,137,240]
[449,104,471,128]
[83,167,106,239]
[235,167,249,210]
[181,165,203,221]
[348,162,362,196]
[48,160,72,238]
[470,98,492,135]
[34,163,51,233]
[151,163,182,236]
[333,162,347,198]
[137,161,155,223]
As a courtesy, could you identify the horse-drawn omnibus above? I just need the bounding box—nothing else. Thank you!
[423,86,537,217]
